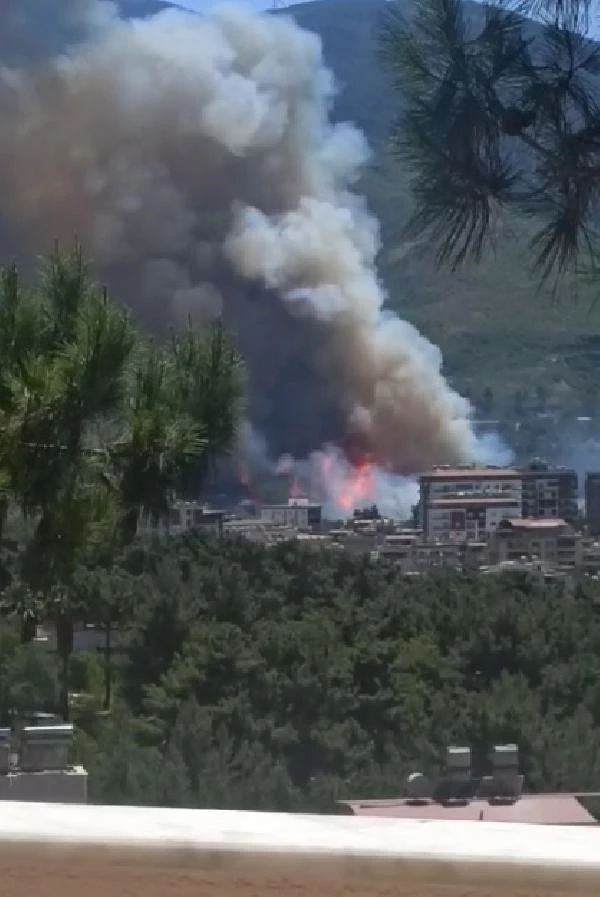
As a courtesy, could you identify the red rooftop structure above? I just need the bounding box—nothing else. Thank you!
[338,744,600,825]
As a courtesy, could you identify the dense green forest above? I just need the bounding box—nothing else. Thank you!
[3,534,600,808]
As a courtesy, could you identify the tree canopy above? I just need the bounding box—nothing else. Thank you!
[0,244,244,717]
[5,535,600,810]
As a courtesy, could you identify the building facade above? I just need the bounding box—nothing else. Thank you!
[258,498,322,531]
[585,472,600,536]
[490,518,577,567]
[419,464,579,541]
[138,501,225,538]
[418,468,522,541]
[520,461,578,523]
[425,497,521,542]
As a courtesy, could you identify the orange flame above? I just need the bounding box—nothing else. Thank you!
[318,452,375,513]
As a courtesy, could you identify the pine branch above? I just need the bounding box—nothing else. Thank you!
[382,0,600,282]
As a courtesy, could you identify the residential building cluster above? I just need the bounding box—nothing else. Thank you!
[417,460,578,543]
[136,460,600,579]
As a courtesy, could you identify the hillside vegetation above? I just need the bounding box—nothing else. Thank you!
[5,535,600,807]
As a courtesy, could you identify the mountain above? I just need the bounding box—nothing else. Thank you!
[0,1,174,63]
[279,0,600,441]
[285,0,395,139]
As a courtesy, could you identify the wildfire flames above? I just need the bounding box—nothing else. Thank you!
[236,443,379,516]
[234,439,418,518]
[318,453,374,512]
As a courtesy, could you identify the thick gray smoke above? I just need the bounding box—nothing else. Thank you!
[0,1,500,512]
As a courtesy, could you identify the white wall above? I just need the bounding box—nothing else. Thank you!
[0,806,598,896]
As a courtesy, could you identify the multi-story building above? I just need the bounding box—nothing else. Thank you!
[418,467,522,541]
[419,463,579,541]
[258,497,322,531]
[426,496,522,542]
[490,518,577,568]
[138,501,225,538]
[377,533,488,572]
[577,536,600,575]
[585,472,600,536]
[520,461,578,523]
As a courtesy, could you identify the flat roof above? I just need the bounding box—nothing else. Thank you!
[430,498,520,507]
[501,518,567,530]
[260,503,321,510]
[0,803,599,870]
[341,795,596,825]
[421,468,521,479]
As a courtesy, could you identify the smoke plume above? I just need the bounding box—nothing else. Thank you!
[0,1,500,514]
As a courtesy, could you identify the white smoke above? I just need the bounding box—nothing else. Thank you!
[0,1,509,507]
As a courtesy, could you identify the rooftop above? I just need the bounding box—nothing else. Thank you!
[422,465,578,481]
[260,500,321,510]
[421,467,521,480]
[429,498,520,507]
[339,794,598,825]
[499,517,568,530]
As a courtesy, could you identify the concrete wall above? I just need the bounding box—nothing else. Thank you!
[0,803,599,897]
[0,842,598,897]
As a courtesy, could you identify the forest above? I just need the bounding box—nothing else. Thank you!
[3,533,600,809]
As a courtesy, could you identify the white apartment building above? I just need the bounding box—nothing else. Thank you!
[419,467,522,541]
[426,497,521,542]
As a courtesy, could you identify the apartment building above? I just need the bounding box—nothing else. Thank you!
[577,536,600,576]
[521,461,578,523]
[585,472,600,536]
[419,463,579,541]
[138,501,225,537]
[418,467,522,541]
[490,518,578,568]
[258,497,322,532]
[377,533,488,571]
